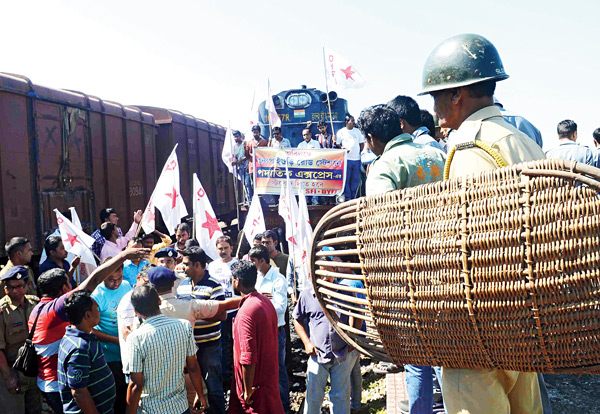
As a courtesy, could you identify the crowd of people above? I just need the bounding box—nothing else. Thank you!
[2,32,600,414]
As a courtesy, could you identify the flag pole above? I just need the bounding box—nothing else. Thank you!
[267,78,273,147]
[228,121,241,231]
[285,162,298,303]
[322,47,337,145]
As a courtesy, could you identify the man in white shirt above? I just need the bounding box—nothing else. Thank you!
[335,114,365,201]
[248,245,289,413]
[207,235,239,387]
[270,126,292,149]
[297,128,322,150]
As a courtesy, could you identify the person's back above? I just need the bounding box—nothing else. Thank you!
[545,141,596,164]
[230,291,281,413]
[128,314,195,412]
[366,134,446,196]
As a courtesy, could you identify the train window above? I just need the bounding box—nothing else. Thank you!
[285,92,312,109]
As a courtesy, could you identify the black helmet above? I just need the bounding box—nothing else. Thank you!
[418,33,509,96]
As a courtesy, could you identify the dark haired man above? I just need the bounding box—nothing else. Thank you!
[122,238,150,287]
[270,126,291,149]
[593,128,600,148]
[315,120,335,149]
[127,285,206,414]
[248,246,289,412]
[357,105,446,196]
[357,104,446,413]
[0,237,36,298]
[177,247,226,414]
[208,236,239,386]
[229,261,283,414]
[91,259,132,414]
[231,130,248,182]
[545,119,597,166]
[335,115,365,201]
[173,223,192,252]
[91,208,122,258]
[420,33,544,413]
[141,229,173,265]
[29,248,148,413]
[244,125,268,201]
[39,236,80,287]
[0,266,42,413]
[58,291,115,414]
[100,210,142,260]
[388,95,445,152]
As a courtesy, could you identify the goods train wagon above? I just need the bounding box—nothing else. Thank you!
[133,107,237,223]
[257,85,349,147]
[0,73,237,257]
[0,73,157,256]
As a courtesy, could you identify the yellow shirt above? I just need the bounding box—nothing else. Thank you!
[446,105,545,178]
[148,235,173,265]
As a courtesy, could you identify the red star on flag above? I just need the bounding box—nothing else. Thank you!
[165,187,178,209]
[146,207,155,222]
[340,66,355,80]
[165,160,177,171]
[65,233,80,247]
[202,211,220,239]
[288,235,298,246]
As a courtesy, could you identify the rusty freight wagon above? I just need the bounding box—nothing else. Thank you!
[0,73,157,257]
[134,106,238,226]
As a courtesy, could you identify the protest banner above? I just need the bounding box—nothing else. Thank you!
[253,147,347,196]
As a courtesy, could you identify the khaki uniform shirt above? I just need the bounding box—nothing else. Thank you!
[0,294,39,363]
[446,106,544,178]
[0,261,37,299]
[365,133,447,196]
[158,292,219,325]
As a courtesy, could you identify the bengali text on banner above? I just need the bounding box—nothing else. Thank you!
[253,147,347,196]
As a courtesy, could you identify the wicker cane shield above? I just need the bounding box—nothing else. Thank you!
[310,159,600,374]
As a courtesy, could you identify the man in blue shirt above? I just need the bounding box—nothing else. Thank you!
[39,236,80,287]
[122,238,149,286]
[494,97,543,148]
[91,260,132,414]
[545,119,598,167]
[177,246,226,414]
[58,291,115,414]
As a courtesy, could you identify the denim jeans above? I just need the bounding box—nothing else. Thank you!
[221,314,235,388]
[350,354,362,410]
[244,170,254,201]
[304,350,358,414]
[278,327,290,412]
[197,341,225,414]
[405,365,444,414]
[344,160,361,201]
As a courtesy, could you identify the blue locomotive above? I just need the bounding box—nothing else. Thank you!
[257,85,349,147]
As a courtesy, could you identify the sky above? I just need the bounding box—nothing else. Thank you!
[2,0,598,150]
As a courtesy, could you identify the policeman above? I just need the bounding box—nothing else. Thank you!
[155,247,178,271]
[419,34,545,414]
[0,266,42,413]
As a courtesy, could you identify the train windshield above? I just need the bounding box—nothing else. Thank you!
[285,92,312,109]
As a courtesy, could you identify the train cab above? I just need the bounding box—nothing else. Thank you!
[258,85,349,147]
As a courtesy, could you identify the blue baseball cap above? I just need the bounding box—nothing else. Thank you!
[148,266,177,286]
[154,247,178,259]
[1,266,29,282]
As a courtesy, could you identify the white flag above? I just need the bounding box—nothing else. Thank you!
[278,177,299,254]
[324,47,366,89]
[266,79,281,129]
[248,87,259,133]
[54,209,97,267]
[221,126,236,176]
[295,184,313,292]
[152,145,188,234]
[243,194,266,244]
[140,197,156,235]
[193,173,223,261]
[69,207,82,230]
